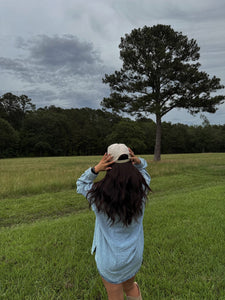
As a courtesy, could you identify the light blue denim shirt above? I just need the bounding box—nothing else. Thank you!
[76,158,151,284]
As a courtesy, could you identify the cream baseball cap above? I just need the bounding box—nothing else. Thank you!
[107,143,130,163]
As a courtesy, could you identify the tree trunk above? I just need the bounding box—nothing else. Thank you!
[154,114,162,161]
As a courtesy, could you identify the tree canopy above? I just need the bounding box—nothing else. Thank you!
[101,24,225,160]
[0,93,35,130]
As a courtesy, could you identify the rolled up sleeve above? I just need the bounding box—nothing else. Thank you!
[76,167,98,198]
[134,158,151,186]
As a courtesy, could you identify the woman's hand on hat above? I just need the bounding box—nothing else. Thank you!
[129,148,141,165]
[94,153,114,173]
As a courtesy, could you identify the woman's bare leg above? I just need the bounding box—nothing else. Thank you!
[122,276,140,297]
[101,277,124,300]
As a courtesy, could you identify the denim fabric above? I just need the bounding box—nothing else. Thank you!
[76,158,151,283]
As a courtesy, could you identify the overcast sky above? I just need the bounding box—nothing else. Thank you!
[0,0,225,125]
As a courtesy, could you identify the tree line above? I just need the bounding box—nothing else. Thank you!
[0,92,225,158]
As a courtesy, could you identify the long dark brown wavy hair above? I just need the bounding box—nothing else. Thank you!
[87,156,150,226]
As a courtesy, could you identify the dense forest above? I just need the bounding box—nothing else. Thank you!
[0,93,225,158]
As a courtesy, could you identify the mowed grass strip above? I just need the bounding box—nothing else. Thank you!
[0,191,88,227]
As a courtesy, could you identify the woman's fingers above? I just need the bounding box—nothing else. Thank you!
[128,148,134,157]
[102,153,113,163]
[96,153,114,171]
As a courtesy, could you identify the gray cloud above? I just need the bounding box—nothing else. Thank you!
[1,34,104,77]
[113,0,225,24]
[0,34,110,108]
[0,34,108,83]
[0,57,36,84]
[27,35,102,74]
[0,57,27,73]
[22,80,109,110]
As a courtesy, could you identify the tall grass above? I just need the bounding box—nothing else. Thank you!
[0,156,98,199]
[0,153,225,299]
[1,153,224,198]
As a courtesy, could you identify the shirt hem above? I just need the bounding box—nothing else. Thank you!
[97,267,140,284]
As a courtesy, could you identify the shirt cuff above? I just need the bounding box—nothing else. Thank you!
[134,157,147,169]
[85,167,99,181]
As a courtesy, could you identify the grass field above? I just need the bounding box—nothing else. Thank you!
[0,153,225,299]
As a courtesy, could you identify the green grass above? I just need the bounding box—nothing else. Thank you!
[0,153,225,299]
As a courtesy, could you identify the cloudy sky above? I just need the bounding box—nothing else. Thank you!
[0,0,225,125]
